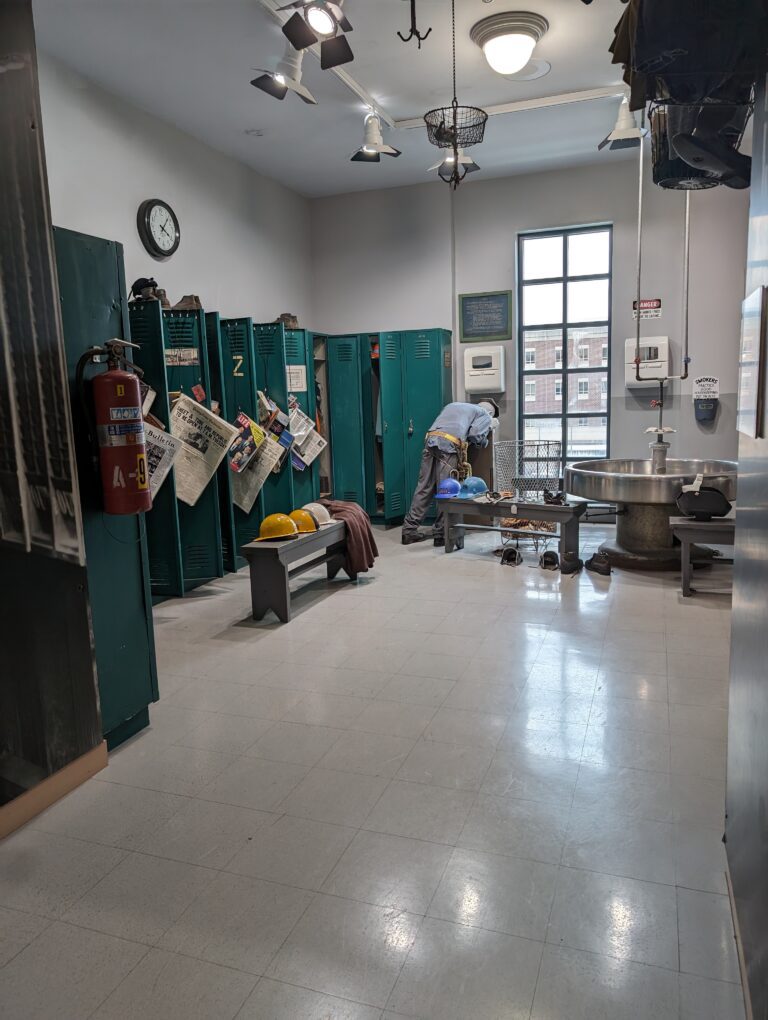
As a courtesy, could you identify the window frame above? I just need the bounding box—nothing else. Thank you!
[517,224,612,465]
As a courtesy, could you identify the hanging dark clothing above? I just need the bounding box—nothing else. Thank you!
[320,498,379,575]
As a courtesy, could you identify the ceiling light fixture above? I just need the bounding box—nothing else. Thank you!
[424,0,487,188]
[598,97,645,150]
[351,113,401,162]
[278,0,354,70]
[428,147,480,182]
[470,11,548,76]
[251,44,318,104]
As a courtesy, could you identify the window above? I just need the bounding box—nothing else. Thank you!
[519,226,612,463]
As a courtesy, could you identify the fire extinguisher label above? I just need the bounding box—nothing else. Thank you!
[136,452,148,490]
[98,421,146,447]
[109,406,141,421]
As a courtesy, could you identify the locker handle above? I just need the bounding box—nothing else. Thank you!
[408,419,414,436]
[384,421,389,433]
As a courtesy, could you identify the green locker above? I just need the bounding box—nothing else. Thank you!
[205,312,237,573]
[285,329,319,507]
[129,301,185,597]
[327,335,368,504]
[220,317,262,560]
[403,329,453,500]
[54,227,158,748]
[379,332,407,519]
[253,322,294,517]
[164,309,224,588]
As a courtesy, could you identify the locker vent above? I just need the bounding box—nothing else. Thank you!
[384,338,398,359]
[389,492,404,513]
[343,490,359,501]
[226,323,247,355]
[150,556,170,585]
[337,343,354,362]
[185,543,214,576]
[256,336,276,356]
[284,336,301,359]
[165,316,197,347]
[129,309,154,344]
[413,337,431,359]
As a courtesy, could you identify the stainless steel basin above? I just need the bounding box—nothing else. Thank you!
[565,459,737,505]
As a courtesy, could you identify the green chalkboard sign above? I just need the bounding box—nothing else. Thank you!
[459,290,512,343]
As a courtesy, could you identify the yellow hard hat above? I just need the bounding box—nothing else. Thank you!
[289,508,317,534]
[255,513,299,541]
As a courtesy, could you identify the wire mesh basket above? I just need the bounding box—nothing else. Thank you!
[424,101,488,149]
[493,440,562,501]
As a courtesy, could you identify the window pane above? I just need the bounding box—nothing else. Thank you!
[522,328,562,371]
[522,234,563,280]
[523,417,562,445]
[522,374,565,414]
[567,371,608,412]
[523,283,563,326]
[567,230,610,277]
[567,279,609,323]
[567,325,609,368]
[567,418,608,459]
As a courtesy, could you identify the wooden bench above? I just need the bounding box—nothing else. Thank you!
[670,514,736,597]
[241,521,355,623]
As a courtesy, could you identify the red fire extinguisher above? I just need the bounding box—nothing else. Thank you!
[77,339,152,515]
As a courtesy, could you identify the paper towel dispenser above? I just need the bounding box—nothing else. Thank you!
[464,345,505,393]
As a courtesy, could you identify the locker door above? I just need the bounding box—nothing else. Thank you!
[379,332,407,520]
[327,335,366,503]
[285,329,317,507]
[253,322,294,516]
[403,329,444,497]
[205,312,237,573]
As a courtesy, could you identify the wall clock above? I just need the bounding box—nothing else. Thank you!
[136,198,180,259]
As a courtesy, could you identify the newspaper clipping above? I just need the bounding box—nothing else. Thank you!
[231,436,283,513]
[145,424,182,499]
[170,394,238,506]
[228,411,266,473]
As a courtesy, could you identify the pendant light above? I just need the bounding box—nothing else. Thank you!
[351,113,401,162]
[470,12,548,76]
[423,0,487,188]
[278,0,354,70]
[597,97,645,150]
[251,45,318,104]
[428,147,480,181]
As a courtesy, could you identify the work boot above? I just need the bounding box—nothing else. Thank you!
[433,535,445,548]
[539,550,559,570]
[155,288,171,309]
[560,552,583,575]
[173,294,203,310]
[586,551,612,576]
[402,531,429,546]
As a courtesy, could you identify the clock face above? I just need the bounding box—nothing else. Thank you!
[137,199,180,259]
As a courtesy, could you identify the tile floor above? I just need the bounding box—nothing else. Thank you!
[0,525,743,1019]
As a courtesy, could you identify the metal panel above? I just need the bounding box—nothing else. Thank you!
[130,302,184,598]
[726,68,768,1020]
[54,227,157,747]
[285,328,319,507]
[327,335,367,503]
[163,309,224,587]
[254,321,294,516]
[379,332,407,520]
[220,317,262,558]
[403,329,447,498]
[205,311,237,573]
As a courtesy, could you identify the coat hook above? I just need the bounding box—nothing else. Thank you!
[397,0,432,48]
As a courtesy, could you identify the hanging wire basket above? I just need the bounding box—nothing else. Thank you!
[424,100,488,149]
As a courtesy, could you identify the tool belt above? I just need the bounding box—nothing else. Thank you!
[425,431,471,482]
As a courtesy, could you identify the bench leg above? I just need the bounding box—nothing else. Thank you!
[445,515,464,553]
[559,518,579,571]
[251,560,291,623]
[681,538,693,597]
[327,553,345,581]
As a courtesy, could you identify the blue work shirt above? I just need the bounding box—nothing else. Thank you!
[426,402,492,453]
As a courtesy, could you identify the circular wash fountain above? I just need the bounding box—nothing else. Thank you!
[565,458,737,569]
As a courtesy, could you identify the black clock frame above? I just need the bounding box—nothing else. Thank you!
[136,198,180,260]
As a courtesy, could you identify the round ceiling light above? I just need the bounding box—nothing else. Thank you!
[305,2,337,38]
[470,12,549,76]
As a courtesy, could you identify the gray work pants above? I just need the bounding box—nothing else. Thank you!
[402,446,458,539]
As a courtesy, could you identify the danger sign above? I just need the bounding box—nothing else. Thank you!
[633,298,662,320]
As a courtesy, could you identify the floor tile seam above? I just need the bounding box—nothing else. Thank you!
[82,941,154,1020]
[0,914,54,972]
[539,925,686,976]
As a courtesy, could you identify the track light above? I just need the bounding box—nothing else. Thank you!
[351,114,401,163]
[470,12,548,76]
[278,0,354,70]
[251,45,317,104]
[428,147,480,183]
[598,98,645,150]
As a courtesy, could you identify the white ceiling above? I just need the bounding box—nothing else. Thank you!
[32,0,634,197]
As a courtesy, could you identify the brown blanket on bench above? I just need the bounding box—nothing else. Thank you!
[320,499,378,575]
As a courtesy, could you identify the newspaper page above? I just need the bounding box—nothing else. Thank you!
[228,411,265,473]
[288,407,314,445]
[296,430,327,467]
[170,394,238,506]
[145,424,182,499]
[231,436,283,513]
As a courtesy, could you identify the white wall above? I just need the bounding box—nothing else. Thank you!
[38,55,311,322]
[311,158,750,460]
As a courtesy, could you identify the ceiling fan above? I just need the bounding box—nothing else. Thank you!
[277,0,354,70]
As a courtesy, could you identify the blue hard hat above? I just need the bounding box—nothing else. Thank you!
[458,475,488,499]
[436,477,462,500]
